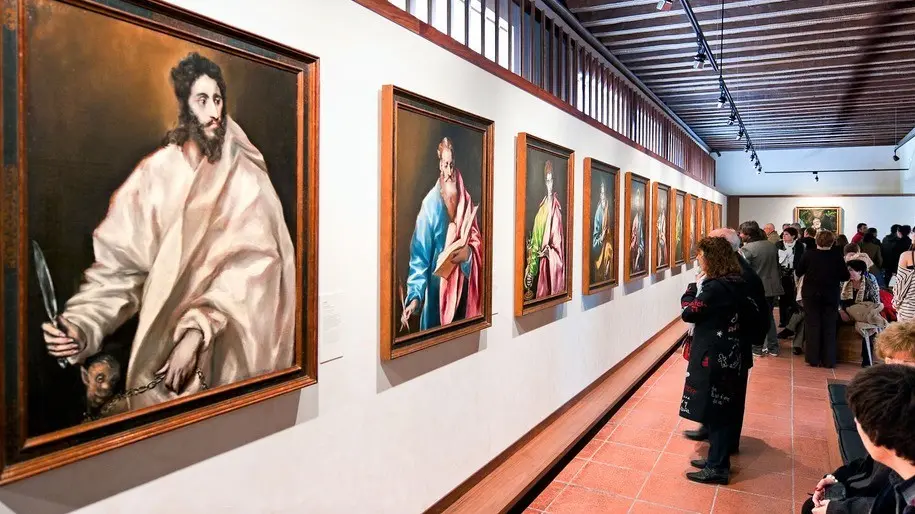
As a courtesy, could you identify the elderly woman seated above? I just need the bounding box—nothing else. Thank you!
[839,259,886,366]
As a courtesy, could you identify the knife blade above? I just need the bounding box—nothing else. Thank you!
[31,240,67,368]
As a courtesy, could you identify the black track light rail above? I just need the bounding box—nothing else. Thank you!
[680,0,762,172]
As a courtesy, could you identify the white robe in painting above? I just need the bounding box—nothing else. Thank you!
[62,117,296,410]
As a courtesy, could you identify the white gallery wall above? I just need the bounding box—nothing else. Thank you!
[738,197,915,239]
[715,145,913,196]
[0,1,723,513]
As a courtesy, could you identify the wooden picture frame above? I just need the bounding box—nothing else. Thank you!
[672,189,687,266]
[623,172,651,282]
[697,198,707,242]
[514,133,575,316]
[705,200,715,231]
[650,182,672,274]
[0,0,319,483]
[687,194,699,260]
[793,206,844,234]
[581,158,620,294]
[379,85,494,360]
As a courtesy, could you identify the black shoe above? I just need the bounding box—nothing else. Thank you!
[793,347,803,356]
[752,346,766,356]
[690,459,707,469]
[768,348,781,357]
[684,428,709,441]
[686,467,729,485]
[777,329,794,339]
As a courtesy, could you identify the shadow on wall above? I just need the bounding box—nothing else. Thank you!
[0,390,313,514]
[377,331,488,392]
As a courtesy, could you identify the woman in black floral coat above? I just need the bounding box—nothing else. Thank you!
[679,237,765,485]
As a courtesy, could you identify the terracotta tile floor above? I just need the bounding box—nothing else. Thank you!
[523,342,863,514]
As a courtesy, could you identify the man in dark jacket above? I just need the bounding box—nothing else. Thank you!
[802,324,915,514]
[738,221,784,356]
[838,365,915,514]
[882,224,902,284]
[683,228,769,451]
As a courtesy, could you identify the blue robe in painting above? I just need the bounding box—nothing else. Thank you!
[406,182,472,330]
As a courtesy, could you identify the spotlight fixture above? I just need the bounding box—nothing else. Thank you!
[736,127,745,140]
[716,88,727,109]
[894,151,900,162]
[656,0,673,11]
[744,142,750,152]
[693,51,707,70]
[750,152,757,162]
[813,172,819,183]
[727,111,737,126]
[756,168,761,175]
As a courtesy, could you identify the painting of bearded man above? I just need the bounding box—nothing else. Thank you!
[40,52,296,415]
[9,0,316,475]
[381,86,493,360]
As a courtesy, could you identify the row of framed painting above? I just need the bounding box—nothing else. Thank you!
[380,86,722,361]
[0,0,721,484]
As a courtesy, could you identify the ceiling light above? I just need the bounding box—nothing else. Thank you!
[727,111,737,125]
[656,0,673,11]
[736,127,744,140]
[744,142,750,152]
[693,51,707,70]
[894,151,900,162]
[750,152,757,162]
[716,89,727,109]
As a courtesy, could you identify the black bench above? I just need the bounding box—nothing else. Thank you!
[827,382,868,466]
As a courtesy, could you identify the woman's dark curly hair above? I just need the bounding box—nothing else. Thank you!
[698,236,741,279]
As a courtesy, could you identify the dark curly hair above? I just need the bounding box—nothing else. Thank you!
[847,364,915,465]
[163,52,228,163]
[698,236,741,279]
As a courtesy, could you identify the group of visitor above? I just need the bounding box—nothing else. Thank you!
[675,222,915,514]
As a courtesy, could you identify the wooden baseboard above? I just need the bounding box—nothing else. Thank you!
[425,317,688,514]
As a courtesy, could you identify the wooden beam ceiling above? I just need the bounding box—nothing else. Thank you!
[564,0,915,150]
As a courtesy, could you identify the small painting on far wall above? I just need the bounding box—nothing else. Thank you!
[794,207,843,234]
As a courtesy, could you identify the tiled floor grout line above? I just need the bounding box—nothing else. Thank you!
[789,340,797,514]
[539,482,567,513]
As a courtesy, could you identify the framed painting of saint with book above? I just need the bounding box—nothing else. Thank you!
[380,86,494,360]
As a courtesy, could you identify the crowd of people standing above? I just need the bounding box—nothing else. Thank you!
[674,220,915,514]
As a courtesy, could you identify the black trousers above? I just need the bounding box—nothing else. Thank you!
[705,371,748,471]
[778,274,797,325]
[803,297,839,368]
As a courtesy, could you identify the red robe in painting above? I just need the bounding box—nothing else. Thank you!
[439,170,483,325]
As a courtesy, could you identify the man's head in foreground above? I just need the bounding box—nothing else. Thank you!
[847,364,915,477]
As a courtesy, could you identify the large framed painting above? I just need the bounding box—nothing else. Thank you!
[672,189,687,266]
[795,206,843,234]
[688,194,699,260]
[650,182,671,274]
[582,158,620,294]
[514,133,574,316]
[624,172,650,282]
[380,86,494,360]
[0,0,319,483]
